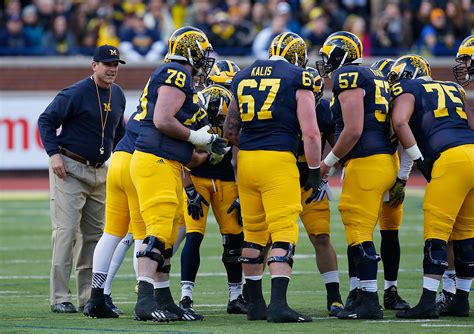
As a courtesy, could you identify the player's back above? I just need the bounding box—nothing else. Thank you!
[231,59,314,155]
[331,65,393,162]
[392,79,474,161]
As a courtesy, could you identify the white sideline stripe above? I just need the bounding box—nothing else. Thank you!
[0,268,422,280]
[366,319,441,323]
[421,324,474,328]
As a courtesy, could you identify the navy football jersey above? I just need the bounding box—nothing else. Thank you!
[297,99,334,187]
[134,62,207,165]
[331,65,393,163]
[391,79,474,163]
[231,59,314,155]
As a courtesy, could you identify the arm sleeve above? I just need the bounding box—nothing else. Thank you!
[37,92,73,156]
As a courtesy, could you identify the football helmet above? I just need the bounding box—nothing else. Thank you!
[200,84,232,129]
[387,55,431,85]
[316,31,363,78]
[306,66,324,102]
[453,35,474,87]
[167,26,215,76]
[206,60,241,87]
[268,32,308,68]
[370,58,395,78]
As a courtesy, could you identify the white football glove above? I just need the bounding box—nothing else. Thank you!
[316,179,334,201]
[188,125,228,155]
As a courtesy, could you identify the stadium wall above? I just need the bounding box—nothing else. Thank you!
[0,57,472,171]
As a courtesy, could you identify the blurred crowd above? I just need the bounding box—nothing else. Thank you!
[0,0,472,60]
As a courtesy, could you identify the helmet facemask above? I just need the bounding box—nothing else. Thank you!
[453,55,473,87]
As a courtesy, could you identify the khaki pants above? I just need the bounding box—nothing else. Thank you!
[49,155,107,307]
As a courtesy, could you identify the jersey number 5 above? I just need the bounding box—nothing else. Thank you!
[237,79,281,122]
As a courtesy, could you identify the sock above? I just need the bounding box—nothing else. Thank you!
[133,239,143,279]
[138,276,154,285]
[456,278,472,292]
[92,233,122,273]
[349,277,360,291]
[90,287,105,300]
[270,276,290,305]
[384,280,397,290]
[180,281,195,300]
[420,288,437,304]
[173,225,187,256]
[104,233,133,295]
[380,230,400,282]
[321,270,339,284]
[245,276,264,304]
[154,280,170,289]
[347,245,357,280]
[155,285,175,305]
[360,280,377,293]
[91,272,108,289]
[442,269,456,293]
[228,282,242,301]
[423,276,440,292]
[180,232,204,282]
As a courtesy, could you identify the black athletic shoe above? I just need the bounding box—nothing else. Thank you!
[247,300,267,321]
[105,294,123,315]
[267,303,312,323]
[337,291,383,320]
[384,286,410,310]
[436,290,455,314]
[51,302,77,313]
[227,295,248,314]
[440,293,470,317]
[134,282,178,322]
[328,301,344,317]
[344,289,359,311]
[83,300,119,318]
[396,301,438,319]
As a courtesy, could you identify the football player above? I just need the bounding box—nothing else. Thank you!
[317,31,397,319]
[224,32,321,323]
[130,26,227,322]
[453,35,474,88]
[297,67,344,317]
[206,60,241,89]
[179,84,248,315]
[389,55,474,318]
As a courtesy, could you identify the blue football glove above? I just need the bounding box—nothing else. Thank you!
[185,185,209,220]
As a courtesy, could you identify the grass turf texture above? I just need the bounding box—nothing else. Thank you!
[0,189,473,333]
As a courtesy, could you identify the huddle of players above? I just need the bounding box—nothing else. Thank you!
[82,25,474,323]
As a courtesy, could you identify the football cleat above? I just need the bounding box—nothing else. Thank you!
[328,301,344,317]
[337,291,383,320]
[247,300,267,321]
[227,295,248,314]
[51,302,77,313]
[135,281,178,322]
[344,289,359,311]
[83,300,119,318]
[178,296,204,320]
[267,303,312,323]
[104,294,123,315]
[396,289,438,319]
[439,292,470,317]
[384,286,410,310]
[436,289,455,313]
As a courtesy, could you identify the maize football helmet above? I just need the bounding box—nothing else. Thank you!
[268,32,308,68]
[167,26,215,76]
[316,31,363,78]
[306,66,324,102]
[453,35,474,87]
[387,55,431,84]
[370,58,395,78]
[200,84,233,129]
[206,60,241,88]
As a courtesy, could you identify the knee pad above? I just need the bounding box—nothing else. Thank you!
[136,236,165,268]
[423,239,448,275]
[453,238,474,277]
[267,242,295,268]
[158,264,171,273]
[156,248,173,273]
[352,241,381,266]
[239,241,265,264]
[222,233,243,264]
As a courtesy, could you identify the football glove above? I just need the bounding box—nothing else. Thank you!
[415,158,433,182]
[388,177,407,208]
[185,185,209,220]
[227,197,242,226]
[209,147,231,165]
[188,125,228,155]
[304,167,323,204]
[314,179,333,202]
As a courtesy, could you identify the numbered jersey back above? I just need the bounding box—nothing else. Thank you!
[134,62,207,164]
[391,79,474,161]
[231,59,314,155]
[331,65,393,162]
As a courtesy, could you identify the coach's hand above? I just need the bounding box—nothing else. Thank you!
[388,177,407,208]
[185,185,209,220]
[227,197,242,226]
[51,154,67,179]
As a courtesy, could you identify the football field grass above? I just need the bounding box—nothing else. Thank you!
[0,189,473,333]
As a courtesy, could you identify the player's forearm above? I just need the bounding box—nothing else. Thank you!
[154,114,190,141]
[302,134,321,168]
[331,128,361,159]
[393,122,417,150]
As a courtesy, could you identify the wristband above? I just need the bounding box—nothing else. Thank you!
[308,165,320,170]
[323,151,340,167]
[405,144,423,161]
